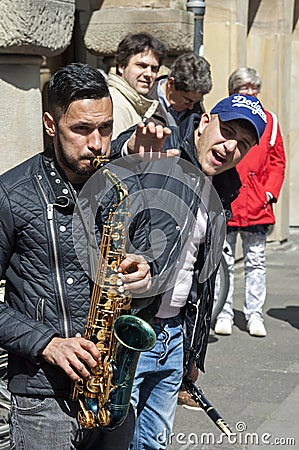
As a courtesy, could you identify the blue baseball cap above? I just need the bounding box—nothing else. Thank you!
[210,94,267,142]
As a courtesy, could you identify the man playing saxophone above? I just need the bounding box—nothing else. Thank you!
[0,63,155,450]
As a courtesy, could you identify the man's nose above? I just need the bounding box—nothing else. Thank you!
[187,102,195,110]
[224,140,237,153]
[143,66,153,78]
[88,130,102,151]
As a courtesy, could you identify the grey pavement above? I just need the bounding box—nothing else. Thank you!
[169,227,299,450]
[0,231,298,450]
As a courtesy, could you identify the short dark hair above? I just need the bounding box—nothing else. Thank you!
[115,32,167,72]
[47,63,110,121]
[169,52,212,95]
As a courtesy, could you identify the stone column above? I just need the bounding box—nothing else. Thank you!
[203,0,291,243]
[290,3,299,226]
[203,0,249,109]
[0,55,44,172]
[246,0,293,242]
[0,0,75,174]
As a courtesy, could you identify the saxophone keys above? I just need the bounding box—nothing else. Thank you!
[108,274,119,285]
[107,288,118,297]
[86,376,101,394]
[95,340,106,350]
[110,261,119,271]
[111,232,120,241]
[97,407,111,427]
[114,222,125,230]
[77,399,97,429]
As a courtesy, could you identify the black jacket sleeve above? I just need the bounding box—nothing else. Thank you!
[0,181,58,362]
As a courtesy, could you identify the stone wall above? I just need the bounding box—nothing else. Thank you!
[0,0,75,174]
[203,0,294,241]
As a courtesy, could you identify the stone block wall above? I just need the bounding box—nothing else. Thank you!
[0,0,75,56]
[0,0,75,174]
[84,7,194,71]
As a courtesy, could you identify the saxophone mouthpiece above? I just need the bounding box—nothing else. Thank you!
[91,155,110,170]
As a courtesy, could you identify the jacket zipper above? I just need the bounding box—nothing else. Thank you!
[35,174,70,337]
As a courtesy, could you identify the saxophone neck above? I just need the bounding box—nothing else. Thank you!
[103,169,129,205]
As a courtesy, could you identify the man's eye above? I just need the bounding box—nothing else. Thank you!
[238,141,249,153]
[222,128,234,139]
[73,126,89,134]
[100,123,112,130]
[99,123,113,134]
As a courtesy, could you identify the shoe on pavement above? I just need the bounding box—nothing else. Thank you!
[214,318,232,335]
[247,318,267,337]
[178,390,202,411]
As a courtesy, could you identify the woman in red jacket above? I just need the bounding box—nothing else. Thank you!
[214,67,286,337]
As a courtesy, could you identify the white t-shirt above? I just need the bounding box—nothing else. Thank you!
[156,203,208,318]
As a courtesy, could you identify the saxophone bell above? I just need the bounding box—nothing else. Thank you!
[105,315,156,429]
[72,168,156,430]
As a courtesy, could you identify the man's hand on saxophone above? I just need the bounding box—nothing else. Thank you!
[40,336,101,383]
[40,253,151,383]
[119,253,152,294]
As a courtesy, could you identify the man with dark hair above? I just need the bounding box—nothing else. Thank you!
[108,32,167,139]
[0,62,153,450]
[148,52,212,127]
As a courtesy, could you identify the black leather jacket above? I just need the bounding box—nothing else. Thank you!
[0,145,152,397]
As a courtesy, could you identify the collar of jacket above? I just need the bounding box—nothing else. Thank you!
[108,73,158,117]
[164,113,202,168]
[42,144,80,212]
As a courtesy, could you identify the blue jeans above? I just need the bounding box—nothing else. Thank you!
[130,315,184,450]
[9,394,135,450]
[219,227,267,322]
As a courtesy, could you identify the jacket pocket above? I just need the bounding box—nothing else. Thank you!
[247,175,268,219]
[35,297,45,322]
[25,297,46,322]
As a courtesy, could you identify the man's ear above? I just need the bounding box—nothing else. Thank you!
[118,65,125,77]
[196,112,211,135]
[43,112,56,137]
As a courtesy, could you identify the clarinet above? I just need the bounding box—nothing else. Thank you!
[182,377,233,437]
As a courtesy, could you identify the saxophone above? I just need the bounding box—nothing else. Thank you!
[72,158,156,429]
